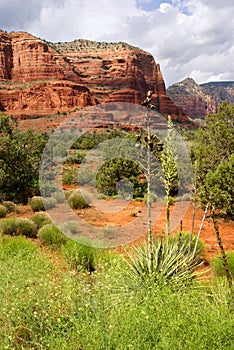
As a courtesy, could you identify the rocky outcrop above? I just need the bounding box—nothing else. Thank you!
[0,81,93,118]
[0,31,95,117]
[167,78,234,119]
[0,32,13,79]
[0,31,193,127]
[201,81,234,110]
[51,40,165,103]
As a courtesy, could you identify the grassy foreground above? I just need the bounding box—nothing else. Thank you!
[0,236,233,350]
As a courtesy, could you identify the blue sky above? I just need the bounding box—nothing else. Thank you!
[137,0,170,11]
[0,0,233,86]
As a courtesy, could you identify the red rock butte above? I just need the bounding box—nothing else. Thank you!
[0,31,193,127]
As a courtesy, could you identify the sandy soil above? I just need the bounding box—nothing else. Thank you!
[13,199,233,261]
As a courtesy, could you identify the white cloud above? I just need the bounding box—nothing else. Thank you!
[0,0,233,86]
[159,3,172,13]
[0,0,64,29]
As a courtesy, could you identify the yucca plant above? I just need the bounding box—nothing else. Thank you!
[126,237,203,285]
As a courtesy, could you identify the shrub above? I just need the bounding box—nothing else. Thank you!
[67,190,90,209]
[44,197,57,209]
[29,196,45,212]
[2,201,16,213]
[78,166,95,186]
[62,221,80,236]
[143,192,158,205]
[65,150,86,164]
[210,252,234,277]
[61,240,96,273]
[29,196,56,211]
[31,212,51,229]
[175,193,192,202]
[64,190,72,200]
[15,218,37,238]
[62,169,78,186]
[38,224,67,248]
[52,191,65,203]
[171,231,205,257]
[0,218,16,235]
[39,181,57,197]
[0,204,7,218]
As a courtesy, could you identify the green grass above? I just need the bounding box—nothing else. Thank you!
[0,235,233,349]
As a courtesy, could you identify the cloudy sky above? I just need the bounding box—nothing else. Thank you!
[0,0,233,86]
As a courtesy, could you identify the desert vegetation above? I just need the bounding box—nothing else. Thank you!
[0,102,233,348]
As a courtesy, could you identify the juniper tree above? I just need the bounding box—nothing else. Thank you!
[0,113,48,203]
[193,103,234,290]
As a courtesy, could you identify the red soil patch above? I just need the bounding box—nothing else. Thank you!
[81,200,233,259]
[4,200,233,261]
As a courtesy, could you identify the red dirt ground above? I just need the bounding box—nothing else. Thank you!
[13,200,233,261]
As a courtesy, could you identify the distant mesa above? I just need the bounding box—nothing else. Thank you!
[0,30,194,128]
[167,77,234,120]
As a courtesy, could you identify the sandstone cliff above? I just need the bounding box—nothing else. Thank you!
[201,81,234,109]
[167,78,234,119]
[0,31,192,127]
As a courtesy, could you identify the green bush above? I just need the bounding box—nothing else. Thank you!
[172,231,205,257]
[78,166,96,186]
[64,190,72,200]
[52,191,65,203]
[31,212,51,229]
[65,150,86,164]
[2,201,16,213]
[29,196,45,212]
[44,197,57,209]
[61,239,96,273]
[62,221,80,236]
[62,169,78,185]
[96,158,143,197]
[29,196,56,211]
[0,204,7,218]
[67,190,90,209]
[210,252,234,277]
[0,218,16,235]
[15,218,37,238]
[143,192,158,205]
[39,181,57,197]
[38,224,67,248]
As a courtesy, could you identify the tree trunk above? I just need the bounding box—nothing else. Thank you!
[211,209,233,290]
[189,196,196,252]
[193,204,208,255]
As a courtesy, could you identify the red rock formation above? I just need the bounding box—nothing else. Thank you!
[0,81,94,118]
[0,32,13,79]
[167,78,217,119]
[52,40,173,108]
[0,31,193,128]
[10,32,82,83]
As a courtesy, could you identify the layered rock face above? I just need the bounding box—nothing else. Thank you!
[52,40,165,104]
[0,31,191,126]
[167,78,234,119]
[0,31,95,117]
[201,81,234,110]
[52,39,191,125]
